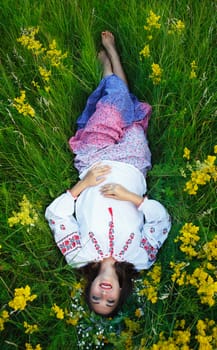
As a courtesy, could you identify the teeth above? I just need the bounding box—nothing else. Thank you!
[100,283,112,289]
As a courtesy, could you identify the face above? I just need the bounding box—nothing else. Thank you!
[89,273,121,315]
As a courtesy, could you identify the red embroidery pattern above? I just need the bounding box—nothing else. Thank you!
[89,232,104,257]
[57,232,81,256]
[108,207,114,256]
[118,232,135,257]
[140,237,158,262]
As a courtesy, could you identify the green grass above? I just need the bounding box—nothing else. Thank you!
[0,0,217,349]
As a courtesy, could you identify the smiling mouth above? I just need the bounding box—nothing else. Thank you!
[100,283,112,290]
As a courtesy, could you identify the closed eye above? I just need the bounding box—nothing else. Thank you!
[92,295,100,303]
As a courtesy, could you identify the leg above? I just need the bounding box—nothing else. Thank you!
[98,50,113,77]
[101,31,128,86]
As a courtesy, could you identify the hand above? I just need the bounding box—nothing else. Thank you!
[100,183,131,201]
[100,183,144,206]
[83,163,111,187]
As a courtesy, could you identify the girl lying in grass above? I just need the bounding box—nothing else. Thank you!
[45,31,171,317]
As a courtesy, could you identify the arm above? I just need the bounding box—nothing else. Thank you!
[69,163,111,198]
[138,197,171,248]
[100,183,145,206]
[45,192,81,264]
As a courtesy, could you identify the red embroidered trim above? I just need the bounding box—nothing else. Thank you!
[140,237,158,262]
[57,232,81,256]
[89,232,104,257]
[118,232,135,256]
[108,207,114,256]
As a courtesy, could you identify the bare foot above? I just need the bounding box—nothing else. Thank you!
[98,49,113,77]
[101,31,116,52]
[101,31,128,86]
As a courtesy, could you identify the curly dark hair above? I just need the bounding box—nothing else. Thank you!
[80,261,139,317]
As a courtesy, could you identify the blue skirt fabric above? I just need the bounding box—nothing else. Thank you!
[69,74,152,175]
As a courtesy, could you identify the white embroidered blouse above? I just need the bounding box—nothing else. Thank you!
[45,160,171,271]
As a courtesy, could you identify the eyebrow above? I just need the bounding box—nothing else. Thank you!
[91,301,114,308]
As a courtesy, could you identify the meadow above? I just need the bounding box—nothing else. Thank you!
[0,0,217,349]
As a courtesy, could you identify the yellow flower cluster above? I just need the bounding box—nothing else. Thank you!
[17,27,68,93]
[38,66,51,82]
[150,328,191,349]
[66,315,79,326]
[190,60,198,79]
[168,19,185,34]
[8,195,38,227]
[200,236,217,261]
[44,39,68,67]
[144,10,161,32]
[24,321,39,334]
[170,261,188,286]
[184,147,217,195]
[172,220,217,306]
[186,267,217,307]
[139,44,150,59]
[183,147,190,160]
[51,303,64,319]
[17,27,67,67]
[150,318,217,349]
[139,265,161,303]
[195,319,217,349]
[8,285,37,311]
[13,90,35,117]
[175,222,200,258]
[135,307,144,318]
[149,63,163,85]
[0,310,9,331]
[120,318,140,350]
[17,27,44,55]
[25,343,42,350]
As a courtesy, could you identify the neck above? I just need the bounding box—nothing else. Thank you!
[99,257,117,275]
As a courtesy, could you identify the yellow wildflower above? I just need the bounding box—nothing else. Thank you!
[39,66,51,82]
[175,223,200,259]
[175,20,185,32]
[190,70,197,79]
[139,265,161,303]
[201,236,217,261]
[17,27,45,56]
[25,343,42,350]
[32,80,40,89]
[189,60,197,79]
[13,90,35,117]
[149,63,163,85]
[183,147,190,160]
[168,19,185,34]
[23,321,39,334]
[170,261,187,285]
[51,303,64,319]
[66,316,79,326]
[195,319,216,349]
[190,60,197,70]
[8,285,37,311]
[135,308,144,318]
[8,195,38,227]
[44,39,68,67]
[0,310,9,331]
[214,145,217,154]
[184,151,217,195]
[144,10,161,31]
[140,44,150,58]
[186,268,217,306]
[44,86,50,93]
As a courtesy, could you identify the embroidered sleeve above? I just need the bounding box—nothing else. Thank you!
[138,198,171,249]
[45,192,81,264]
